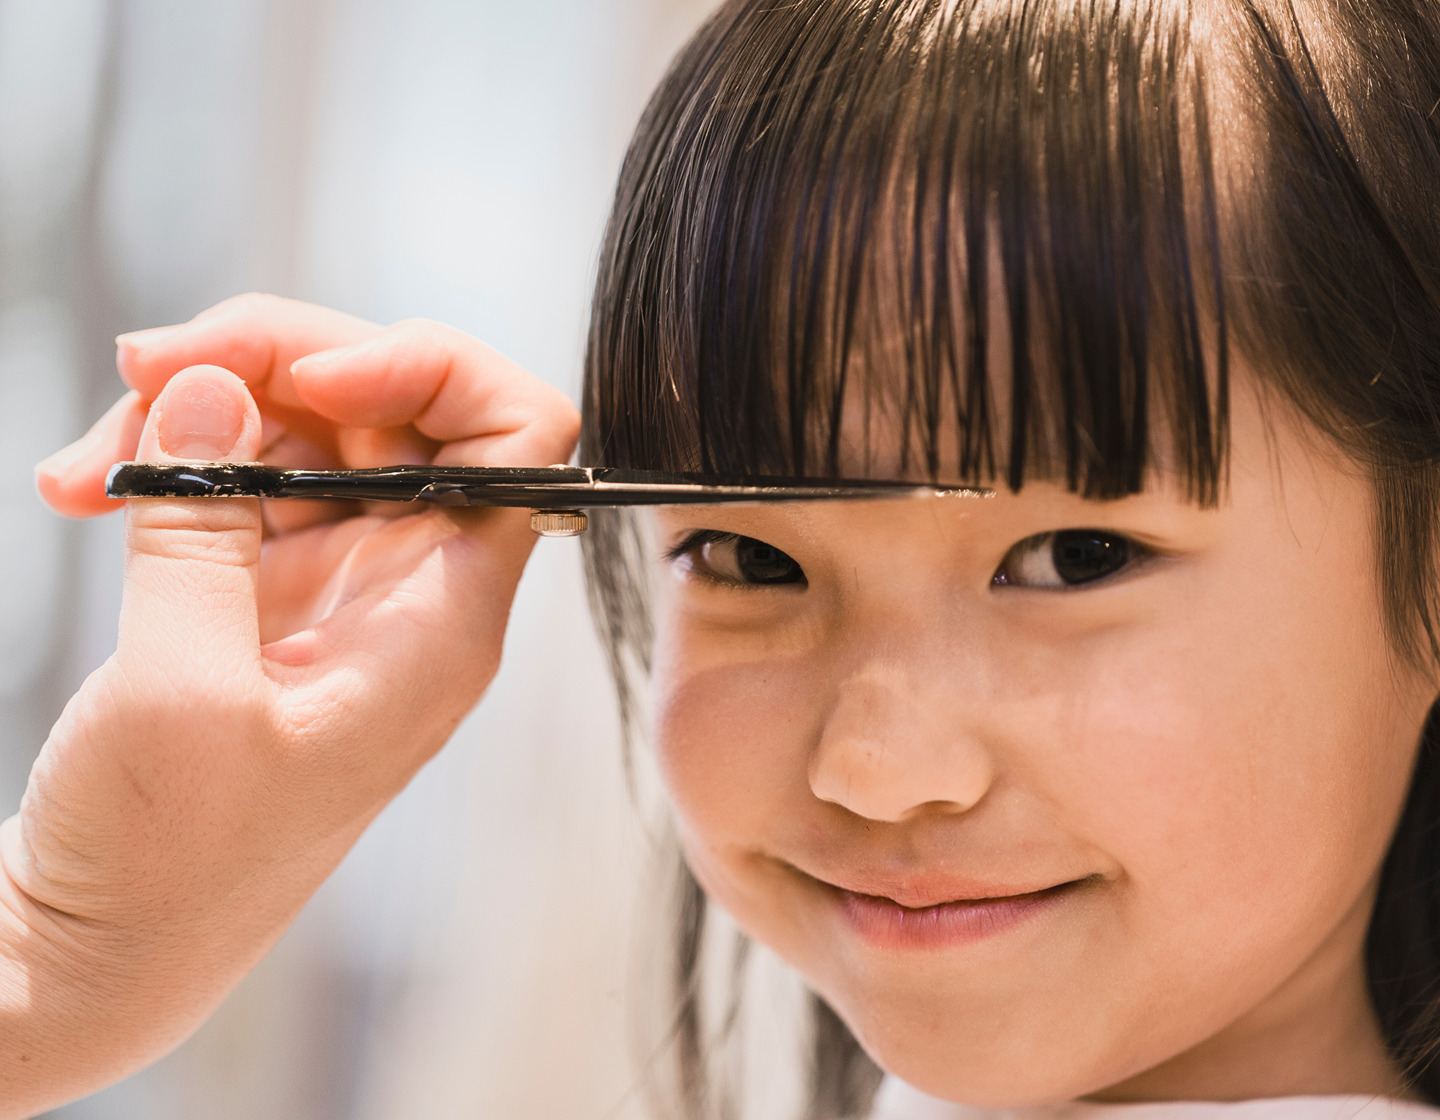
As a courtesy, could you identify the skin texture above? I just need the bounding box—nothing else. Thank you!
[650,373,1438,1105]
[5,295,579,1118]
[3,292,1435,1112]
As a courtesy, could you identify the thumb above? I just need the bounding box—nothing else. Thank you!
[117,365,266,676]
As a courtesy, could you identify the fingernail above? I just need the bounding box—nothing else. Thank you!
[157,372,245,459]
[35,425,103,479]
[289,345,348,374]
[116,325,181,350]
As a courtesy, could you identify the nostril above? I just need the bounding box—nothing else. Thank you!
[902,797,980,821]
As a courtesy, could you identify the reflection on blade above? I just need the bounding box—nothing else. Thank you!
[106,462,994,508]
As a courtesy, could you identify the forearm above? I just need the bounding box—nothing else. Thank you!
[0,811,367,1118]
[0,864,203,1117]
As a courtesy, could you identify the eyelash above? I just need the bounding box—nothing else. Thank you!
[665,530,808,589]
[666,528,1150,590]
[665,530,723,564]
[992,529,1149,589]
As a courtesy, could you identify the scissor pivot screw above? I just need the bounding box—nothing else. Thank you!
[531,509,588,537]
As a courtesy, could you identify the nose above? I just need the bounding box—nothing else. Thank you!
[807,661,997,823]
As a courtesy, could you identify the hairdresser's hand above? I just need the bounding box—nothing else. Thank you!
[2,294,578,1116]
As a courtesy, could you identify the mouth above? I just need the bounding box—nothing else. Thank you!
[810,873,1092,951]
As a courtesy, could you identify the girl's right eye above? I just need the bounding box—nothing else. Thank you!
[666,530,807,588]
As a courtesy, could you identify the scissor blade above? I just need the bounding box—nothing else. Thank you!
[105,462,991,507]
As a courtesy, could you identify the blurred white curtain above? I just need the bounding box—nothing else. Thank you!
[0,0,719,1117]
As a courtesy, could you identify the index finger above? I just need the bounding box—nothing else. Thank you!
[117,294,381,409]
[289,320,581,468]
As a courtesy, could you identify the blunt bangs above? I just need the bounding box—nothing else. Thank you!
[582,0,1228,502]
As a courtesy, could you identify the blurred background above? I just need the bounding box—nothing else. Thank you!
[0,0,720,1115]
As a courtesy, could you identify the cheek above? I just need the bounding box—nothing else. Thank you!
[1048,541,1421,1013]
[649,632,840,957]
[651,634,818,861]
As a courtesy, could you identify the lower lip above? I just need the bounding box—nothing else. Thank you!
[836,883,1076,950]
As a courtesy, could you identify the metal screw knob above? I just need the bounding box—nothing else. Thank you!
[530,508,588,537]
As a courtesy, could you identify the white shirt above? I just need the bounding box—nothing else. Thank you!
[868,1081,1440,1120]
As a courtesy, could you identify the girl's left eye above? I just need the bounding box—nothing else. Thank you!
[666,530,807,587]
[992,529,1143,589]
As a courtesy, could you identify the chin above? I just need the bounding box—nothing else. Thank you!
[818,985,1145,1109]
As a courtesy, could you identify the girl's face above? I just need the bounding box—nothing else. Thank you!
[649,371,1438,1104]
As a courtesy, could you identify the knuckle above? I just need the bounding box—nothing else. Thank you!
[216,291,286,321]
[185,295,283,374]
[208,294,287,349]
[388,316,452,339]
[523,391,582,443]
[130,526,258,568]
[126,503,261,567]
[387,319,472,368]
[553,393,582,434]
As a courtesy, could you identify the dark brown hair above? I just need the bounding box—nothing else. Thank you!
[580,0,1440,1114]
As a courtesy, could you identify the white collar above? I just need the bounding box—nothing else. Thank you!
[868,1079,1440,1120]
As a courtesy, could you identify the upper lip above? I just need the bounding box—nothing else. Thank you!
[796,866,1085,910]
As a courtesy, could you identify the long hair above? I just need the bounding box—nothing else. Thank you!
[580,1,1440,1114]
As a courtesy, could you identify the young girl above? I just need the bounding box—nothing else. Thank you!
[16,0,1440,1117]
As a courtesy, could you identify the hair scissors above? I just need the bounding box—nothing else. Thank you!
[106,462,991,536]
